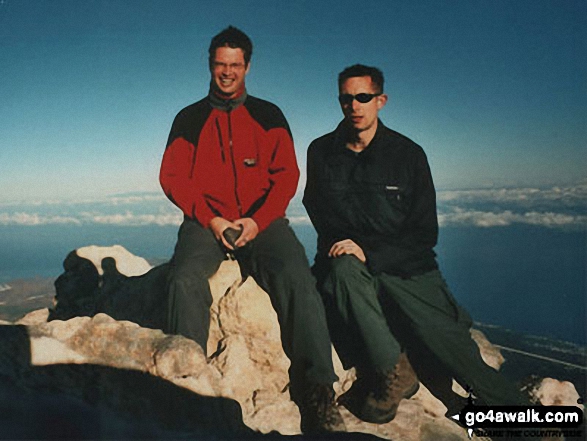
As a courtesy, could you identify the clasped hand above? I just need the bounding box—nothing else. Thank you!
[209,217,259,250]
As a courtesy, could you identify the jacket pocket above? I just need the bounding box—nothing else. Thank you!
[383,185,407,214]
[323,181,407,235]
[359,183,407,229]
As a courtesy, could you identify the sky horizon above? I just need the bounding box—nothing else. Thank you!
[1,0,586,204]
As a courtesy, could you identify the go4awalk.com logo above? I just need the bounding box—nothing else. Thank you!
[451,404,584,439]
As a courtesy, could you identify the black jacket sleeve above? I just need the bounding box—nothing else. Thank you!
[303,140,328,237]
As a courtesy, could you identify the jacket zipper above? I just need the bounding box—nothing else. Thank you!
[215,118,226,163]
[189,144,197,179]
[227,110,243,216]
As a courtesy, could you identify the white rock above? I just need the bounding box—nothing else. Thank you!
[17,308,50,325]
[30,336,87,366]
[534,378,583,409]
[76,245,152,276]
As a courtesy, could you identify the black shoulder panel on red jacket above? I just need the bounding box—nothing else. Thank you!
[166,98,213,149]
[244,96,293,138]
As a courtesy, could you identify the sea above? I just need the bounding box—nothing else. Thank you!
[0,223,585,346]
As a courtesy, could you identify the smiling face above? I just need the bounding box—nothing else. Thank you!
[210,46,250,99]
[339,76,387,135]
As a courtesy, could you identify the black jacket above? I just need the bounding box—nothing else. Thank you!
[303,120,439,277]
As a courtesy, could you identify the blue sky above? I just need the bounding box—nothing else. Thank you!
[1,0,585,203]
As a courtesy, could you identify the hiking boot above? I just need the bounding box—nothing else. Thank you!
[337,368,372,411]
[339,352,419,424]
[298,384,346,435]
[443,393,470,420]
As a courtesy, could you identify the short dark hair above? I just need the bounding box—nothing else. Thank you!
[208,26,253,67]
[338,64,384,94]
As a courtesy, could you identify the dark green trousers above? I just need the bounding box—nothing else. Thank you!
[315,255,527,407]
[166,218,337,399]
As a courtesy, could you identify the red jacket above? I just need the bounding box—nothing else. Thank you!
[160,91,299,232]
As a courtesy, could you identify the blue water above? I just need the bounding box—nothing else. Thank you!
[436,226,586,345]
[0,223,584,344]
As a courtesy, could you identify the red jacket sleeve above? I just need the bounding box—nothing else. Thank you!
[250,127,300,231]
[159,137,217,227]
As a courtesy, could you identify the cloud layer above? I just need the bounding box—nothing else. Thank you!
[435,182,586,229]
[0,184,585,230]
[0,193,183,227]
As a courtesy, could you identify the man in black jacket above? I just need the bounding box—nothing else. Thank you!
[303,64,528,425]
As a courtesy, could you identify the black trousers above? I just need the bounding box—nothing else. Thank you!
[166,217,337,399]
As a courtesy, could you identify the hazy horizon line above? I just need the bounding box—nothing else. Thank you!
[0,181,585,230]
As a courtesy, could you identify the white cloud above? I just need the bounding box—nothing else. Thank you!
[435,182,587,229]
[0,212,82,226]
[438,208,586,229]
[0,210,182,227]
[106,194,168,205]
[0,193,167,208]
[288,215,313,225]
[438,182,587,204]
[80,211,182,226]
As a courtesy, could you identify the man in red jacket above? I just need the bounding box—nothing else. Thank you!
[159,26,344,435]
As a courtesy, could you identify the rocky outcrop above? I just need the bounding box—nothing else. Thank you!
[48,245,169,330]
[1,245,583,440]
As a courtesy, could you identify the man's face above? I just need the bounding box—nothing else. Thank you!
[211,46,250,98]
[339,76,387,133]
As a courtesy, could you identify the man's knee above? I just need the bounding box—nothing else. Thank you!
[255,251,312,288]
[169,267,206,287]
[168,263,217,303]
[327,255,368,282]
[317,255,374,305]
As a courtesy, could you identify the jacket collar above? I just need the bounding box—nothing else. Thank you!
[208,84,248,111]
[333,119,386,154]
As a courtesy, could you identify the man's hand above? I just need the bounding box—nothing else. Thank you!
[209,217,240,250]
[233,217,259,248]
[328,239,366,263]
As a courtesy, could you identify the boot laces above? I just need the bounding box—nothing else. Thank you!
[373,369,398,401]
[314,386,337,421]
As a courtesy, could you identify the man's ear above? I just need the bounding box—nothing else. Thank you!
[244,61,251,75]
[377,94,388,110]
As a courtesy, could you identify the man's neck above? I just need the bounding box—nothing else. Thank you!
[345,122,378,153]
[208,84,247,111]
[212,85,245,101]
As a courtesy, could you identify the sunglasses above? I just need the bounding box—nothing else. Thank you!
[338,93,382,105]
